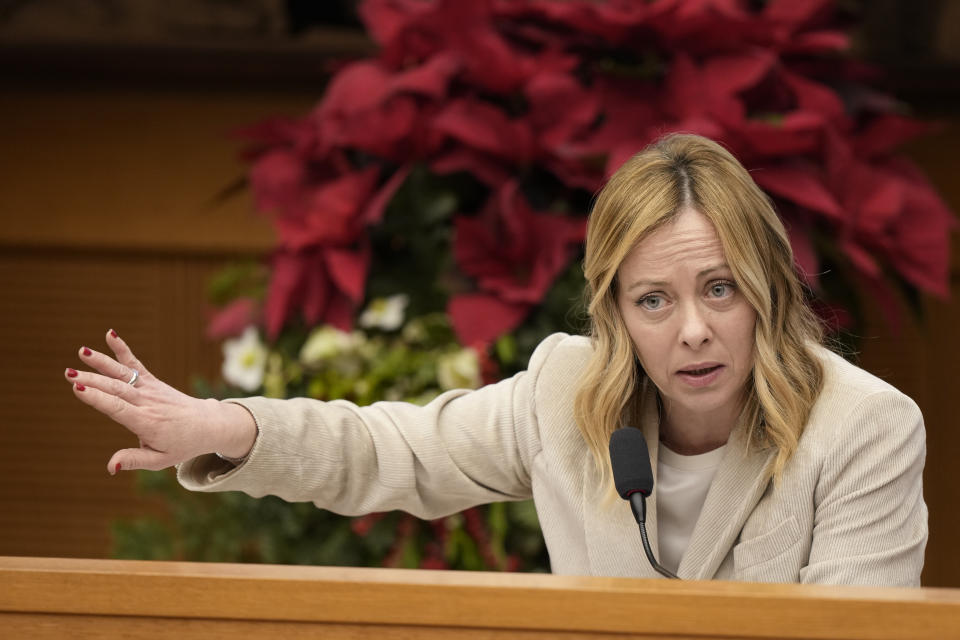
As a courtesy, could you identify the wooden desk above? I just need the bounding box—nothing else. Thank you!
[2,556,959,639]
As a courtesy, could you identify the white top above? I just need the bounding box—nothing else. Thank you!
[656,442,728,574]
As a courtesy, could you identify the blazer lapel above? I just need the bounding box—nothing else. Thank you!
[675,422,776,580]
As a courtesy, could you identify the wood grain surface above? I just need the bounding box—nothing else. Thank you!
[2,557,960,640]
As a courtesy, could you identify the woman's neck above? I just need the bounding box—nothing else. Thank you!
[658,399,739,456]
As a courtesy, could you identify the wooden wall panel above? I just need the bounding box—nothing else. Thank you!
[856,281,960,588]
[0,84,304,557]
[0,86,293,253]
[859,129,960,588]
[0,248,235,558]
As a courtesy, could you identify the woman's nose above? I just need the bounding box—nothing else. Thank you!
[678,302,711,348]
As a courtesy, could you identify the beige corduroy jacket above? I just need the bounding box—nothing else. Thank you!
[178,333,928,586]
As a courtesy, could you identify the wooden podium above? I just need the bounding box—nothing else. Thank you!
[2,556,959,639]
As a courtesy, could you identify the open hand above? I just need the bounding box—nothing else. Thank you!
[65,329,255,474]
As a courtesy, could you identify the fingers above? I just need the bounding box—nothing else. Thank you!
[105,329,152,381]
[65,366,142,403]
[77,343,138,385]
[71,381,138,427]
[108,446,174,475]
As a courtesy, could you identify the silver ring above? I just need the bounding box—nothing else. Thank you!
[127,369,140,386]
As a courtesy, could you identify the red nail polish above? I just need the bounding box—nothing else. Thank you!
[66,368,78,378]
[82,347,92,356]
[110,329,118,338]
[115,462,122,473]
[76,383,86,391]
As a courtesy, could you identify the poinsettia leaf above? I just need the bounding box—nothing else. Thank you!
[430,148,512,187]
[858,174,904,234]
[448,293,531,347]
[785,30,849,53]
[525,70,600,149]
[249,149,307,216]
[301,253,330,327]
[325,292,356,332]
[754,165,844,220]
[362,164,412,226]
[206,297,260,340]
[264,251,306,340]
[358,0,427,49]
[763,0,834,31]
[783,219,819,286]
[855,115,932,159]
[326,245,371,305]
[781,70,847,123]
[433,98,536,163]
[705,51,776,96]
[842,239,881,279]
[389,53,460,99]
[318,61,393,115]
[886,165,956,298]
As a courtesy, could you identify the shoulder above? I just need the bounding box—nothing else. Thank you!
[812,344,918,411]
[530,332,593,367]
[528,332,593,372]
[802,344,924,449]
[525,332,594,417]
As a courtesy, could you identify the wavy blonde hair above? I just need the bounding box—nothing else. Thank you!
[573,133,824,488]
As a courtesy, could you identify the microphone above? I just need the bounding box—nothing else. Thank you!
[609,428,679,579]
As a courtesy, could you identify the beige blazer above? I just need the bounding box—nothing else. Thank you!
[178,333,927,586]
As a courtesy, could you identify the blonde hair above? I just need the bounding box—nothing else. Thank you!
[573,133,824,489]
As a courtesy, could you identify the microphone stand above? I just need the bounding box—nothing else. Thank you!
[629,492,679,579]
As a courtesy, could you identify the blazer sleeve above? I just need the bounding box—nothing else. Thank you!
[802,390,928,586]
[176,333,569,520]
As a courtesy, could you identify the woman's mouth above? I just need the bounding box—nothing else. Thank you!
[676,364,724,387]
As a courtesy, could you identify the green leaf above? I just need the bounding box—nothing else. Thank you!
[506,500,541,531]
[206,261,267,306]
[494,335,517,365]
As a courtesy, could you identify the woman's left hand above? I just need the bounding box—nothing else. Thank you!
[64,329,252,474]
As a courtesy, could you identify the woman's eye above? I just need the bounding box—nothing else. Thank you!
[708,281,734,298]
[638,295,664,310]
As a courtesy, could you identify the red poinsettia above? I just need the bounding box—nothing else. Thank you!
[362,0,537,93]
[263,245,368,339]
[449,181,586,345]
[826,128,953,296]
[231,118,410,336]
[228,0,953,347]
[311,56,458,161]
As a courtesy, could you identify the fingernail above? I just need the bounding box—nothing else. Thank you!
[115,462,122,474]
[66,368,78,378]
[110,329,118,338]
[82,347,92,356]
[76,383,86,391]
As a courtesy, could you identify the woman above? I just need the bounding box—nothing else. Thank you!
[65,134,927,585]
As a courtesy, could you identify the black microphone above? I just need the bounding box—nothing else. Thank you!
[609,428,679,579]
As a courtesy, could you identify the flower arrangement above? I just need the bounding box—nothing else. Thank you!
[222,0,953,345]
[117,310,547,570]
[115,0,953,570]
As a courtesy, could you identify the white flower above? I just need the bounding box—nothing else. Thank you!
[359,294,409,331]
[299,326,362,367]
[221,326,267,392]
[437,348,481,391]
